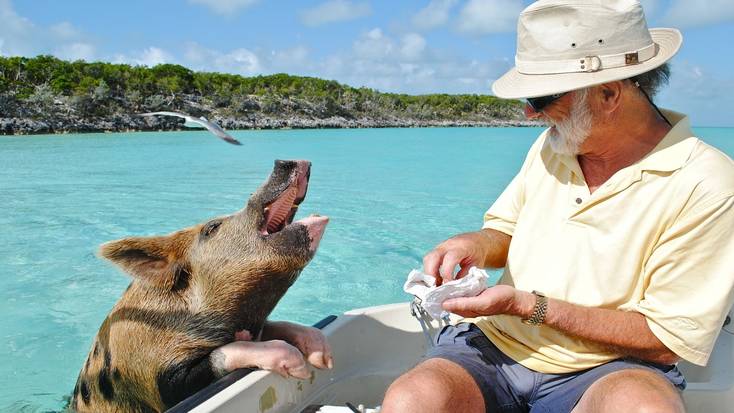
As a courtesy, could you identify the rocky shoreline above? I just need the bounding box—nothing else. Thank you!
[1,57,542,136]
[0,114,540,135]
[0,84,540,135]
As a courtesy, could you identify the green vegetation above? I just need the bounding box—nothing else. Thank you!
[0,55,525,133]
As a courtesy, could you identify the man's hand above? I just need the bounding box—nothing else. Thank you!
[261,321,333,370]
[442,285,534,318]
[423,229,511,284]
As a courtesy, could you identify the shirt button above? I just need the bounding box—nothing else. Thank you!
[575,198,582,204]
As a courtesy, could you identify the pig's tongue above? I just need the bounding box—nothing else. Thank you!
[296,215,329,252]
[264,185,298,234]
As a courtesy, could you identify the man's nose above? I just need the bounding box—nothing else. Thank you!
[524,103,543,119]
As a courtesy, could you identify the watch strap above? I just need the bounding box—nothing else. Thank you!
[522,290,548,326]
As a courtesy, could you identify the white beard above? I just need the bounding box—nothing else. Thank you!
[547,89,593,156]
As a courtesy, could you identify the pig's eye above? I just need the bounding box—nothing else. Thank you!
[201,221,222,238]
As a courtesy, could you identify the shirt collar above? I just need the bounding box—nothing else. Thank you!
[633,109,697,173]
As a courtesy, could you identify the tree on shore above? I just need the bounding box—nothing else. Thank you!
[0,55,524,128]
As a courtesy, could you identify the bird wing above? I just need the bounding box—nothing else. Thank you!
[200,120,242,145]
[139,111,192,121]
[138,111,241,145]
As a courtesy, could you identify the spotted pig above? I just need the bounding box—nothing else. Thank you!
[71,160,331,412]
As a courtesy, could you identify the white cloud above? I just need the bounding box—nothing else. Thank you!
[321,27,511,94]
[658,61,734,126]
[183,41,209,64]
[215,48,262,74]
[353,28,394,59]
[412,0,459,30]
[139,47,173,66]
[639,0,660,19]
[320,55,346,77]
[456,0,524,35]
[113,47,174,67]
[400,33,426,61]
[0,0,37,55]
[0,1,94,59]
[188,0,258,15]
[54,42,95,61]
[182,42,262,75]
[49,22,81,39]
[0,0,32,34]
[300,0,371,27]
[270,46,309,71]
[662,0,734,28]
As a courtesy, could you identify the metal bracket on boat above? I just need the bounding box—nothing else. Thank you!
[409,297,450,348]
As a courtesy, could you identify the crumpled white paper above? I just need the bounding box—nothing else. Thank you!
[403,267,489,319]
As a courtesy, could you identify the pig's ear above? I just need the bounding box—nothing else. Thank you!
[99,233,192,291]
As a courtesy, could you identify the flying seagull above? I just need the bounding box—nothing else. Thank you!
[140,111,242,145]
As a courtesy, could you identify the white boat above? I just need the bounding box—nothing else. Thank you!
[169,302,734,413]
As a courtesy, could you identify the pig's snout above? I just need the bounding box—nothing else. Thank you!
[295,215,329,252]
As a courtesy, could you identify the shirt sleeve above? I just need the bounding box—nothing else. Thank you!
[482,134,546,236]
[633,195,734,365]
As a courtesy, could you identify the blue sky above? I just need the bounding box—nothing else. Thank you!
[2,0,733,126]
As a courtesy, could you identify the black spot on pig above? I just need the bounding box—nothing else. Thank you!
[171,263,191,293]
[98,350,115,400]
[80,379,91,405]
[157,353,217,408]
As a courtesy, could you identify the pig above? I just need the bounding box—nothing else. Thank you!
[70,160,331,412]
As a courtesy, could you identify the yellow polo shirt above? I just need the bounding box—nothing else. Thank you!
[473,110,734,373]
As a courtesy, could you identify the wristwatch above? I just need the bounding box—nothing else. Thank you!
[521,291,548,326]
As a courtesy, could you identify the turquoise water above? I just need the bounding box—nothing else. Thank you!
[1,126,731,411]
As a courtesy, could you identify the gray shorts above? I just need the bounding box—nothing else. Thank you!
[425,323,686,413]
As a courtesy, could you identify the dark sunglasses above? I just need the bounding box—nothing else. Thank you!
[526,92,567,112]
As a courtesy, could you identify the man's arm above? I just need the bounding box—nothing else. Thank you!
[426,228,679,364]
[443,287,680,364]
[542,297,680,364]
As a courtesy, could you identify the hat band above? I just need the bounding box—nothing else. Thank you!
[516,42,657,75]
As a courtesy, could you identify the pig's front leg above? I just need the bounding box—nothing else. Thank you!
[261,321,334,370]
[209,332,312,379]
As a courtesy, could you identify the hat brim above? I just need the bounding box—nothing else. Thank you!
[491,28,682,99]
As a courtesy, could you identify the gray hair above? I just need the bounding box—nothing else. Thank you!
[628,63,670,99]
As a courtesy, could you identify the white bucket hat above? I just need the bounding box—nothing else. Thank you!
[492,0,682,99]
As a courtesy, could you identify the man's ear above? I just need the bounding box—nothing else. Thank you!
[596,81,624,113]
[99,231,193,291]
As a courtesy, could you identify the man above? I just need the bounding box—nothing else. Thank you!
[382,1,734,412]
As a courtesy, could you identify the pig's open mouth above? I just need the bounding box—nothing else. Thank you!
[260,162,311,235]
[259,160,329,252]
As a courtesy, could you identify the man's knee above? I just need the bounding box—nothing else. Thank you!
[573,368,685,413]
[382,358,484,413]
